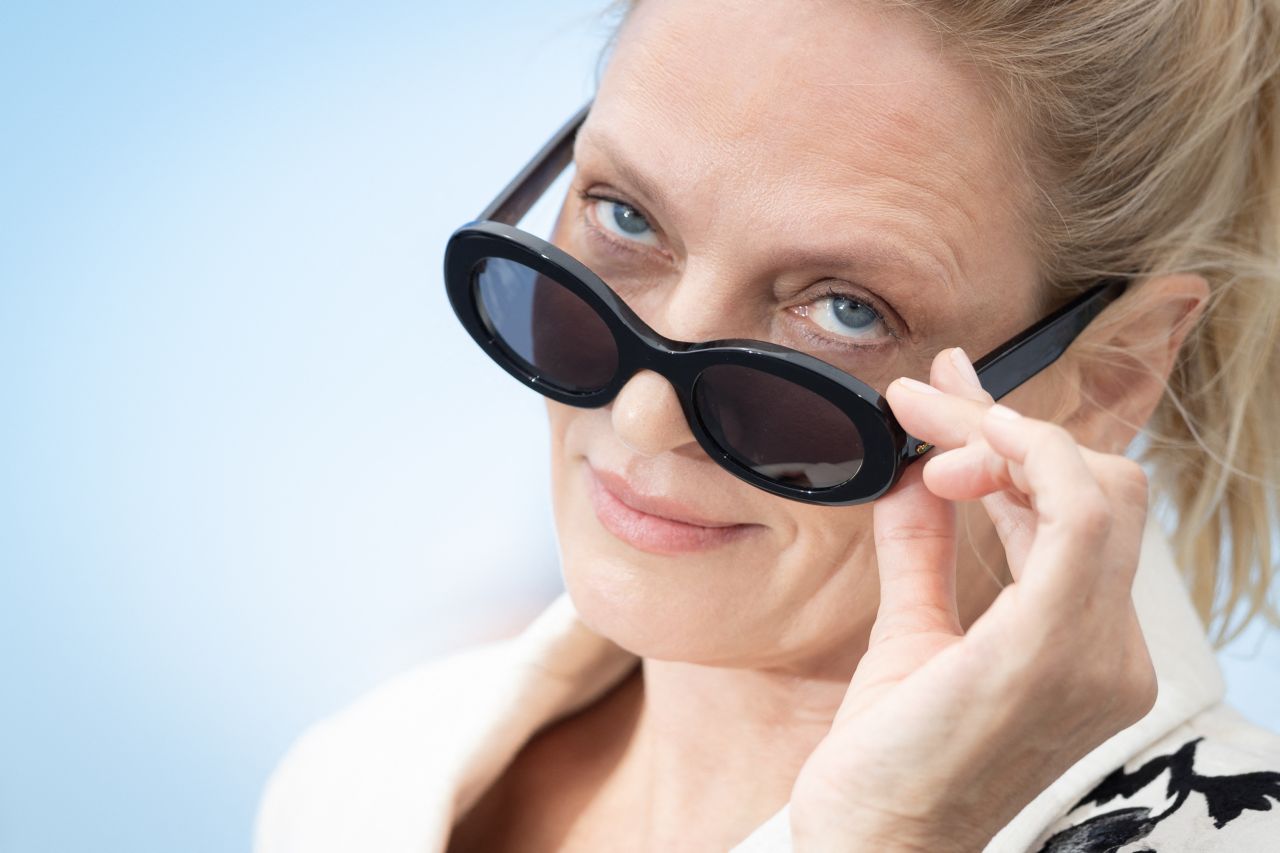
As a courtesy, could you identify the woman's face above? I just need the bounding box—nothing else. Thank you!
[546,0,1047,668]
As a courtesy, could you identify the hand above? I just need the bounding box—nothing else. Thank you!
[788,347,1158,852]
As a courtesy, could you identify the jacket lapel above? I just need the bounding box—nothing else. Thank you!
[985,514,1224,851]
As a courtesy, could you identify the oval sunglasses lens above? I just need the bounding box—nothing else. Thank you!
[473,256,618,393]
[693,363,864,489]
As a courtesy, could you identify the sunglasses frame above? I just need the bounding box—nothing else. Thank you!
[444,101,1129,506]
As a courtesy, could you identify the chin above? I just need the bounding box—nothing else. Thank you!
[552,481,775,664]
[559,554,743,662]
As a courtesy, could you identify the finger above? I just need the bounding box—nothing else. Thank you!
[923,435,1125,504]
[977,490,1038,575]
[882,347,994,452]
[924,440,1008,500]
[870,463,962,646]
[979,405,1116,604]
[885,378,992,451]
[929,346,994,405]
[923,438,1038,573]
[923,419,1146,581]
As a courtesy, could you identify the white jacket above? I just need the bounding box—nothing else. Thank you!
[254,516,1280,851]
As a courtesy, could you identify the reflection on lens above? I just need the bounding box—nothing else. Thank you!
[473,257,618,393]
[694,364,863,489]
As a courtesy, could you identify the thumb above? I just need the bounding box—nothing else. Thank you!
[869,463,962,647]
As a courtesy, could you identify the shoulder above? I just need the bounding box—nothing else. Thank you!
[1034,702,1280,852]
[252,637,515,853]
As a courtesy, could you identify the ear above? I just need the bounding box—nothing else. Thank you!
[1064,273,1209,454]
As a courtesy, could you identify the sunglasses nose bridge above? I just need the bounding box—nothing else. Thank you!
[610,322,701,396]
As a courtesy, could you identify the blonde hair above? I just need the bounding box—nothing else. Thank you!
[602,0,1280,645]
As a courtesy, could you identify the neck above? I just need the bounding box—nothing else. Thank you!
[602,522,1007,849]
[626,651,863,847]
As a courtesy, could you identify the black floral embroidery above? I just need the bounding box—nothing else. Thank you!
[1036,807,1158,852]
[1037,738,1280,851]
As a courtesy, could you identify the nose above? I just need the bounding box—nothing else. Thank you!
[611,369,700,458]
[643,257,757,344]
[610,259,754,458]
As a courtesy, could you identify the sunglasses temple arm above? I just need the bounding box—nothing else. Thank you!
[479,101,593,226]
[972,278,1129,402]
[898,278,1128,467]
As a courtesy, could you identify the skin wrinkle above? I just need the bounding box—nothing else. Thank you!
[765,171,965,302]
[575,36,1030,364]
[574,129,975,362]
[579,124,962,320]
[803,59,1011,298]
[770,509,875,634]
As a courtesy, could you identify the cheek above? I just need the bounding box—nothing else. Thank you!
[552,473,882,662]
[545,398,572,453]
[540,395,883,661]
[782,504,880,592]
[544,399,580,514]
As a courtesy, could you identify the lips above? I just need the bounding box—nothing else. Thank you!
[585,463,762,554]
[590,466,742,527]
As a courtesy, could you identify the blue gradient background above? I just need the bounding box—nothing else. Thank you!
[1,4,1276,852]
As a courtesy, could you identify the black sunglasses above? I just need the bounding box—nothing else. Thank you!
[444,102,1128,507]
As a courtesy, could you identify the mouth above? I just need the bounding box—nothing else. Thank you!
[585,463,763,555]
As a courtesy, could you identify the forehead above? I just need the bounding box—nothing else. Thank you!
[583,0,1037,305]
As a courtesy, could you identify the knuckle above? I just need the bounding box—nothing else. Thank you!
[1021,620,1077,674]
[1076,657,1116,696]
[1073,668,1149,730]
[1106,636,1159,723]
[1110,458,1150,505]
[1132,666,1160,718]
[1115,660,1159,725]
[1022,613,1157,735]
[1035,420,1076,449]
[1073,488,1113,538]
[1126,627,1160,715]
[1045,662,1118,728]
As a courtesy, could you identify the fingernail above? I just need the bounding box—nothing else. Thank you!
[897,377,942,395]
[988,404,1020,421]
[950,347,981,389]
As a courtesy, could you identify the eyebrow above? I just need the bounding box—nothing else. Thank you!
[769,241,957,294]
[573,127,957,294]
[574,128,676,217]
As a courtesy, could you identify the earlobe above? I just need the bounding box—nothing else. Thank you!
[1066,273,1209,454]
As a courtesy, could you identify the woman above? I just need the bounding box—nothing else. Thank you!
[255,0,1280,850]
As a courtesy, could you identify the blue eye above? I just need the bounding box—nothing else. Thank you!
[591,198,659,247]
[806,294,890,343]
